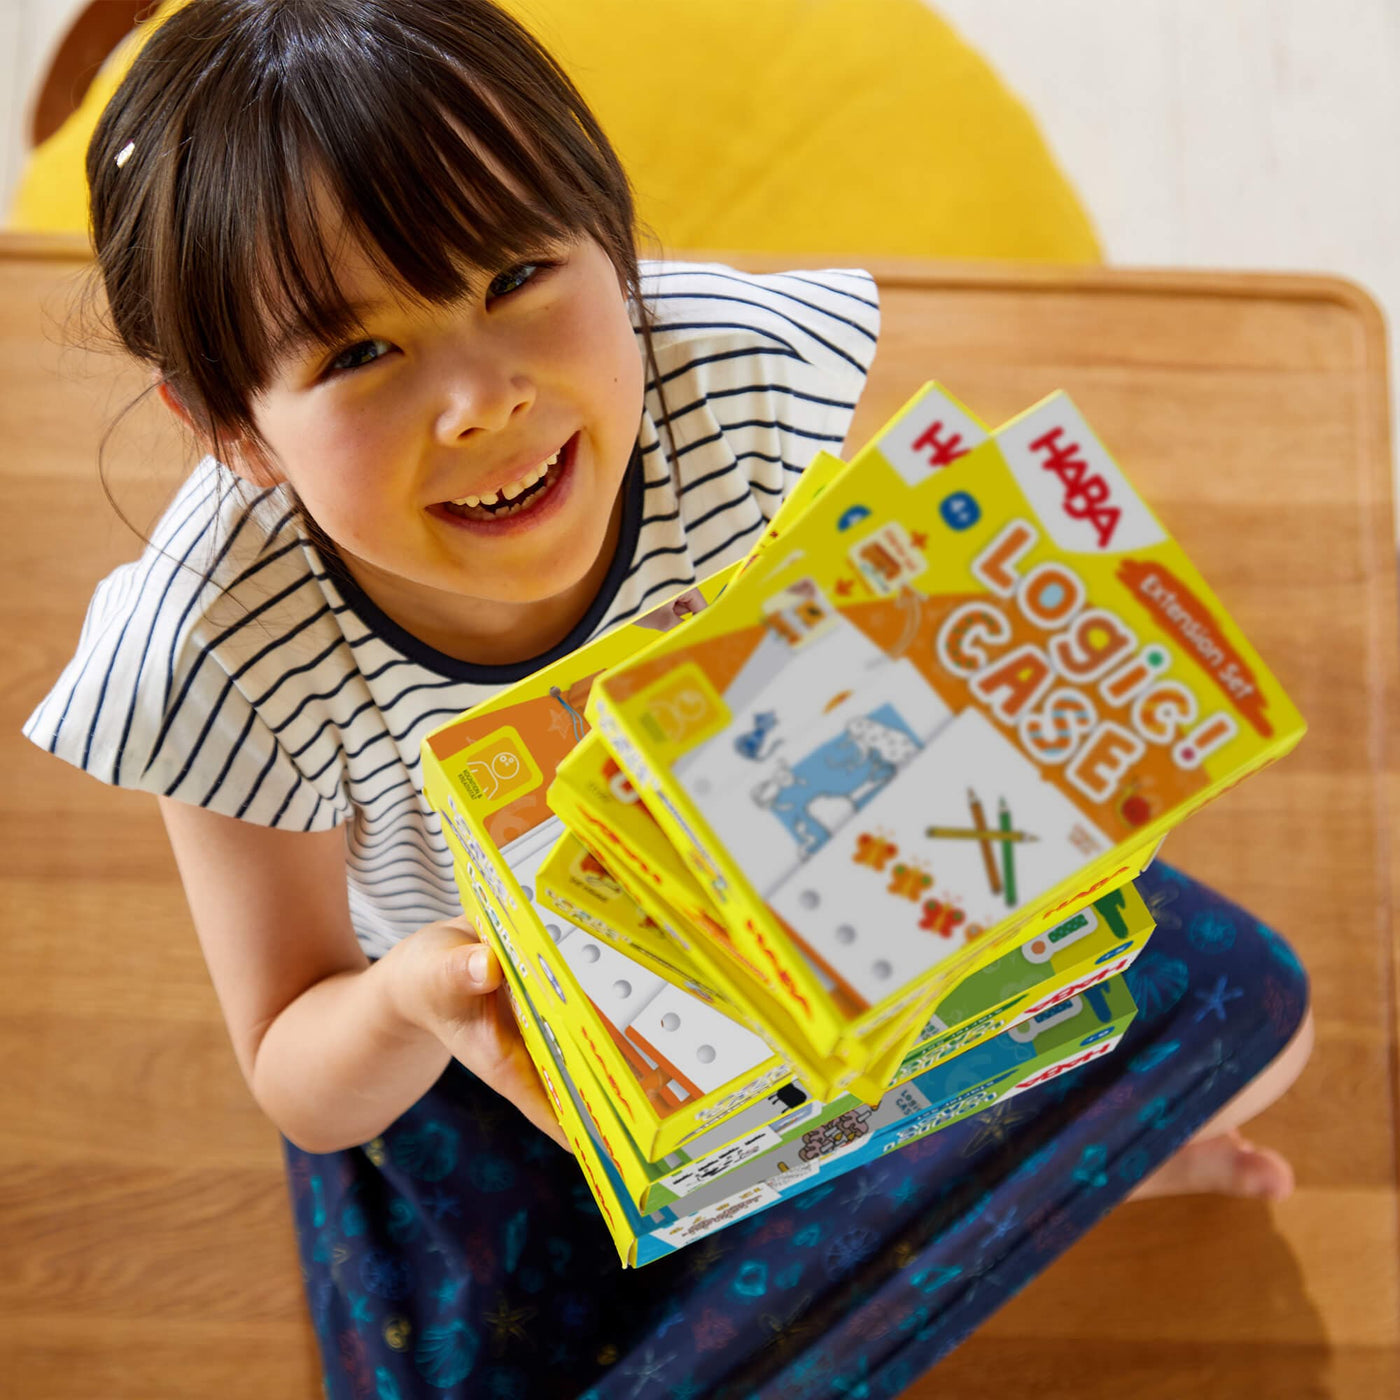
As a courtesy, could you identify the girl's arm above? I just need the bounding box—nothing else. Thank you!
[156,797,570,1154]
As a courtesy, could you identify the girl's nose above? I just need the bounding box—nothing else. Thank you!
[433,357,535,443]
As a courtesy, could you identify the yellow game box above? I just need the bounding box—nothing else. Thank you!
[467,835,1141,1264]
[544,812,1154,1109]
[535,823,1153,1152]
[548,733,732,967]
[535,824,922,1102]
[588,383,1305,1065]
[533,829,759,1026]
[420,567,832,1158]
[547,735,861,1072]
[451,847,821,1212]
[527,831,725,1007]
[855,877,1155,1096]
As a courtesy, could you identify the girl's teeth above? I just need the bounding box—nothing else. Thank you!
[497,451,560,500]
[445,445,565,513]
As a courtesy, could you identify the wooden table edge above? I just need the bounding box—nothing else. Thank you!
[7,229,1394,328]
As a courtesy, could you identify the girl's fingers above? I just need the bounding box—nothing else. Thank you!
[443,995,572,1153]
[634,587,706,631]
[455,939,501,993]
[418,919,571,1152]
[467,1042,573,1153]
[671,586,707,617]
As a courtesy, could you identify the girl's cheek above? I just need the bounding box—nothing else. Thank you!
[312,403,403,478]
[290,415,395,516]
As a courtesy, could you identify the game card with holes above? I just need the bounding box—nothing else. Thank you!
[681,653,954,899]
[767,707,1111,1011]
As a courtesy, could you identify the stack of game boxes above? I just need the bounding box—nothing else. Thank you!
[421,383,1305,1265]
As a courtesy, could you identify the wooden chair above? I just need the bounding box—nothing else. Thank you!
[2,232,1396,1396]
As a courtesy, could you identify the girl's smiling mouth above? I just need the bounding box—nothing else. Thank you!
[430,431,580,533]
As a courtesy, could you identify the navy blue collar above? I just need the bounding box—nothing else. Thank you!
[322,443,644,684]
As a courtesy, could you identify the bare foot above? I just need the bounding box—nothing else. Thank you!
[1126,1128,1295,1203]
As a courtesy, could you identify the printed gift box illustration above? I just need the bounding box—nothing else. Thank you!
[588,383,1305,1070]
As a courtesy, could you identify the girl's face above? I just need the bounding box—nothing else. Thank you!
[239,230,645,639]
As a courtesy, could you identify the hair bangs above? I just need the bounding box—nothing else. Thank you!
[87,0,676,479]
[196,7,622,427]
[285,77,585,316]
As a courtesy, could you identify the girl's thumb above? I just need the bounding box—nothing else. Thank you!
[464,944,497,987]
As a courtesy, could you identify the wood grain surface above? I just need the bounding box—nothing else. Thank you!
[2,232,1395,1397]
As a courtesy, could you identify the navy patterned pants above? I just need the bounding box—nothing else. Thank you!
[284,862,1309,1399]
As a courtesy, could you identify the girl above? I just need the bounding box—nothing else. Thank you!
[24,2,1312,1396]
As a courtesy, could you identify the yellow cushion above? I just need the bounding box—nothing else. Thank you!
[9,0,192,235]
[11,0,1100,264]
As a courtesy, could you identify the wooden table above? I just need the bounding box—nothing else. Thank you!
[2,232,1396,1398]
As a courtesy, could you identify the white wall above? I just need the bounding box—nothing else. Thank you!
[0,0,88,226]
[935,0,1400,526]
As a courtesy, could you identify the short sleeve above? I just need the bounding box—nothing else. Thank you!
[642,261,879,483]
[22,476,356,833]
[714,264,882,481]
[616,263,879,607]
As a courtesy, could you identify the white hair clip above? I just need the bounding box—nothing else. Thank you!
[115,141,136,169]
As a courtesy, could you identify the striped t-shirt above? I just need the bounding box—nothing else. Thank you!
[24,260,880,957]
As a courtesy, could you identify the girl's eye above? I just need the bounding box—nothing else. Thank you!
[488,260,557,301]
[319,260,556,377]
[328,337,394,374]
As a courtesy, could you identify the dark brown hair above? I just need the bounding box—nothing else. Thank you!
[86,0,677,474]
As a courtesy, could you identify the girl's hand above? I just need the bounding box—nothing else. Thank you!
[390,916,572,1153]
[636,586,707,631]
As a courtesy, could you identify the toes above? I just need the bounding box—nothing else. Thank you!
[1189,1134,1295,1200]
[1127,1132,1297,1202]
[1235,1141,1296,1201]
